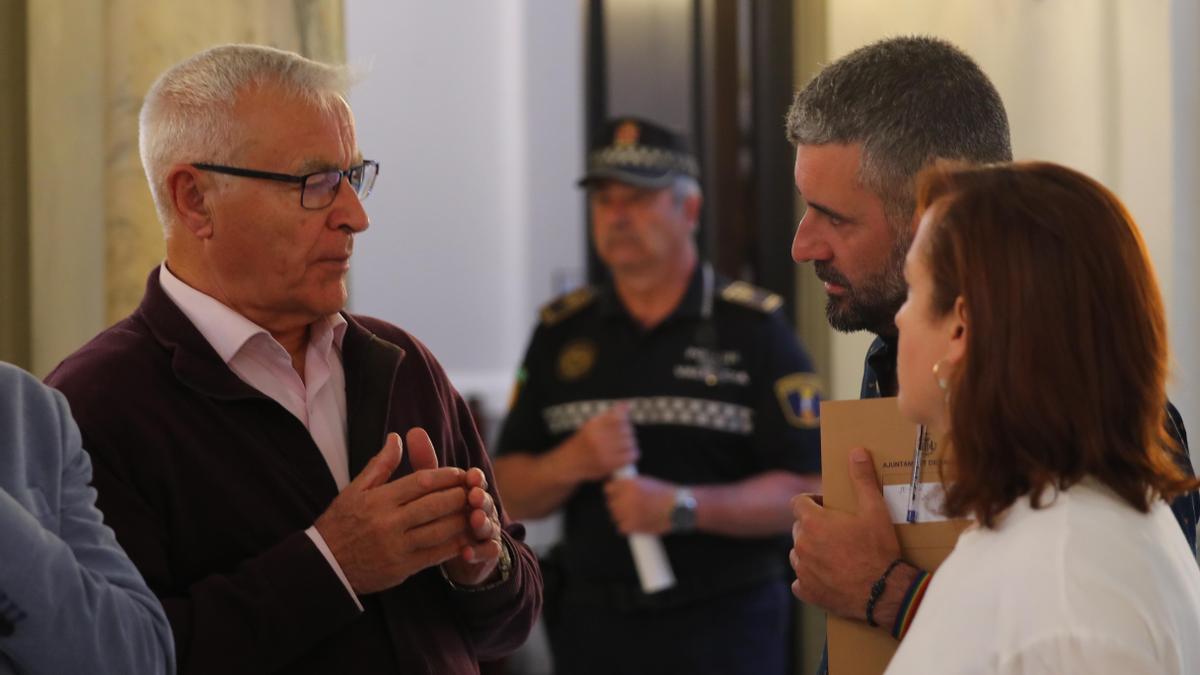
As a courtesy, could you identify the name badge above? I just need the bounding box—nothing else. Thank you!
[674,346,748,386]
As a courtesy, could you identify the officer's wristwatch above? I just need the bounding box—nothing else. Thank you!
[670,488,698,533]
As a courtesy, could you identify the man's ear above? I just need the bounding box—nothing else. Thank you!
[684,192,703,233]
[166,165,215,239]
[944,295,969,366]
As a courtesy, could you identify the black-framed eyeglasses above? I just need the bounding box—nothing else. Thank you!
[192,160,379,210]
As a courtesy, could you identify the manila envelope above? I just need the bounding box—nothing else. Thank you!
[819,397,972,674]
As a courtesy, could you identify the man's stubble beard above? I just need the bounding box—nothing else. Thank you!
[819,232,910,337]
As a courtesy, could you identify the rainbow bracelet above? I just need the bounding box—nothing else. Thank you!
[891,569,933,640]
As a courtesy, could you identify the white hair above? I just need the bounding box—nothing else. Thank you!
[138,44,352,229]
[671,175,701,205]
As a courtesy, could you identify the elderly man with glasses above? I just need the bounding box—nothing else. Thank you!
[44,44,541,674]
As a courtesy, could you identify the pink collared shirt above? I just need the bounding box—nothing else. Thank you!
[158,264,362,610]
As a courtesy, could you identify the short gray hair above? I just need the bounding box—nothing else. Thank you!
[786,36,1012,230]
[670,174,702,206]
[139,44,352,229]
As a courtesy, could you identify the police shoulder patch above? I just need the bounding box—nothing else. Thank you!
[720,281,783,314]
[775,373,823,429]
[539,287,598,326]
[506,366,528,411]
[557,339,597,381]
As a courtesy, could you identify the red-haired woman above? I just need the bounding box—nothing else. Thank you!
[885,161,1200,674]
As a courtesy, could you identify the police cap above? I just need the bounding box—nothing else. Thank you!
[577,116,700,189]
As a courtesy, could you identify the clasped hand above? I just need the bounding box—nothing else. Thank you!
[314,427,504,595]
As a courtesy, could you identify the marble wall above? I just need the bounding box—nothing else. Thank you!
[0,1,29,367]
[26,0,105,376]
[25,0,344,374]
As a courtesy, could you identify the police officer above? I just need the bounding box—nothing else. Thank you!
[493,116,821,675]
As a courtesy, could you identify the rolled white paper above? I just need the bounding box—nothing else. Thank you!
[614,464,676,593]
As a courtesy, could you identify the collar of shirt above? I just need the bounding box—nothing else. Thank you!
[158,263,347,366]
[597,261,708,324]
[158,263,359,606]
[860,334,898,399]
[158,261,351,485]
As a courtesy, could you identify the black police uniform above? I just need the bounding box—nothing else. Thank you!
[497,262,821,675]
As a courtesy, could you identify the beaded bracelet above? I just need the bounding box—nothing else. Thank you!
[865,558,904,627]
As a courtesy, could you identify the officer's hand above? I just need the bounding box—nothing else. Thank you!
[789,447,902,620]
[314,432,470,595]
[562,402,639,482]
[604,474,675,535]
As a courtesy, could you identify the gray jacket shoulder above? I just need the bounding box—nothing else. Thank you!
[0,361,175,675]
[0,363,70,491]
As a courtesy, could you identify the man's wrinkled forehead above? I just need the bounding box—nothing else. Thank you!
[228,86,358,168]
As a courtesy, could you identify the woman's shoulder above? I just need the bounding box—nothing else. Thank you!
[980,482,1200,659]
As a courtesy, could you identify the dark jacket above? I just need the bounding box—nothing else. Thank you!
[45,268,541,675]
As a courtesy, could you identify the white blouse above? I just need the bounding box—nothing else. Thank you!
[885,478,1200,675]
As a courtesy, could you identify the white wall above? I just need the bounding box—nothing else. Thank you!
[342,0,1199,466]
[1171,0,1200,463]
[345,1,586,419]
[822,0,1199,467]
[28,0,106,376]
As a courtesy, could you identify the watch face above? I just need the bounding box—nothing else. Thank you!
[671,507,694,531]
[671,491,698,532]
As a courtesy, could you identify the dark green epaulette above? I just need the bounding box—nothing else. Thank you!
[719,280,783,313]
[539,286,598,326]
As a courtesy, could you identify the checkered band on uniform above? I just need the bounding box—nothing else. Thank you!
[542,397,754,436]
[587,146,700,177]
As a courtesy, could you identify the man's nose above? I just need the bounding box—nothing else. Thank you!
[791,211,829,263]
[330,176,370,233]
[595,204,631,230]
